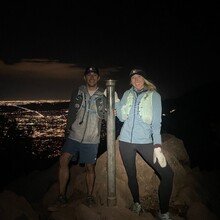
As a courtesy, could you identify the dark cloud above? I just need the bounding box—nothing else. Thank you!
[0,2,219,100]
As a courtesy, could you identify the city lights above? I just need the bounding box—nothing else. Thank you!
[0,100,69,158]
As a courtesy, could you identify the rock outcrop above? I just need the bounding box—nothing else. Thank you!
[0,134,219,220]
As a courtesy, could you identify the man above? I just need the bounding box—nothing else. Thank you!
[48,66,107,211]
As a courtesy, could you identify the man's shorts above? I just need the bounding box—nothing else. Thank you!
[62,138,98,164]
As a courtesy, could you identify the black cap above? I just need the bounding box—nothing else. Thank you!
[129,69,147,79]
[84,67,99,76]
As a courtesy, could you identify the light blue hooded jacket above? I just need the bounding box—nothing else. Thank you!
[115,87,162,145]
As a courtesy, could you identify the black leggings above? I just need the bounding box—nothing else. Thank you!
[119,141,174,213]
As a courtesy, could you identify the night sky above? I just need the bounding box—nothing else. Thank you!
[0,1,219,100]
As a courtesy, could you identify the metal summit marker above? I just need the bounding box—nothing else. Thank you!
[105,79,117,206]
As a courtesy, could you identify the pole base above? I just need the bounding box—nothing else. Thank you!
[107,197,117,206]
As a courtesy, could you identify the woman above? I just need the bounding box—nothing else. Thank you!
[115,68,174,220]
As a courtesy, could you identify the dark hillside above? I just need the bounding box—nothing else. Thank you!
[162,82,219,170]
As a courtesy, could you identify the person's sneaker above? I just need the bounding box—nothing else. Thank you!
[83,195,96,207]
[157,211,172,220]
[47,195,67,212]
[129,202,142,215]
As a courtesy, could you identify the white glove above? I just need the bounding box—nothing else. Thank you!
[153,147,167,168]
[104,89,120,102]
[114,91,120,102]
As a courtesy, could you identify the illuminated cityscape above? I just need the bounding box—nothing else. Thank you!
[0,100,69,159]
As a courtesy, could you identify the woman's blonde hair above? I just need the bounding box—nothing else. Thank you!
[144,78,156,91]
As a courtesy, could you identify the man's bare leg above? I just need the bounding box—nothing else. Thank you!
[59,152,72,196]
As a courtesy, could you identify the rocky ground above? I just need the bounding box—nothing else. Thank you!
[1,134,220,220]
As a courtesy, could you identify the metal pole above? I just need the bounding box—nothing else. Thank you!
[106,79,117,206]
